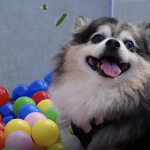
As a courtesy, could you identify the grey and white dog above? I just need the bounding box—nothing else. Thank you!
[49,16,150,150]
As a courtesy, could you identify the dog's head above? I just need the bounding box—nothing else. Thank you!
[52,16,150,87]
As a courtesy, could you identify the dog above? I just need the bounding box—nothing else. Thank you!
[49,16,150,150]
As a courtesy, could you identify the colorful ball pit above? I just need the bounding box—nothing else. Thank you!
[1,115,16,124]
[47,143,65,150]
[0,104,15,118]
[12,84,29,101]
[13,96,36,116]
[44,107,60,123]
[17,104,41,119]
[44,72,53,85]
[2,147,17,150]
[37,99,53,114]
[0,78,65,150]
[4,119,31,136]
[28,80,49,97]
[24,112,47,128]
[32,90,50,105]
[0,86,9,106]
[0,130,7,149]
[0,122,6,132]
[5,130,33,150]
[32,119,59,146]
[0,114,2,121]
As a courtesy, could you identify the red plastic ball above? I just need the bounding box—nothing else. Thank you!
[0,86,9,106]
[32,91,50,105]
[0,115,2,121]
[0,122,6,132]
[7,101,14,104]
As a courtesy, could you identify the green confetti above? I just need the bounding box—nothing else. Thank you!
[43,3,47,11]
[56,13,67,26]
[68,125,74,135]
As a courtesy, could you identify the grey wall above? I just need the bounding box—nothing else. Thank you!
[113,0,150,24]
[0,0,108,96]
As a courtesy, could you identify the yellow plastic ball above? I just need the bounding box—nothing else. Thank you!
[46,143,65,150]
[4,119,31,136]
[32,119,59,146]
[37,99,53,113]
[56,135,62,143]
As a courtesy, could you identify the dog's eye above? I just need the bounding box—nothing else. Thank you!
[125,41,134,50]
[91,34,104,43]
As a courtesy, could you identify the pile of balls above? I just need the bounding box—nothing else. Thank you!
[0,73,65,150]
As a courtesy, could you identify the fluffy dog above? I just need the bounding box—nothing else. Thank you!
[49,16,150,150]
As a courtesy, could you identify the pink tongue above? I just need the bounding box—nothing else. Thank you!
[101,59,121,77]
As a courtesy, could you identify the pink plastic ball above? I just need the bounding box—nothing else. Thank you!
[5,130,33,150]
[24,112,47,128]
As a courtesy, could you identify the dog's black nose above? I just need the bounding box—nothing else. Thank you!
[106,39,120,49]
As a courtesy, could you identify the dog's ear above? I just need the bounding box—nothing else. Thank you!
[137,22,150,42]
[73,16,92,33]
[137,22,149,29]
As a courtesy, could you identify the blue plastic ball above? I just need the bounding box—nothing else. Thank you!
[17,104,41,119]
[1,115,16,124]
[44,72,52,85]
[13,84,29,100]
[0,104,15,118]
[28,80,49,97]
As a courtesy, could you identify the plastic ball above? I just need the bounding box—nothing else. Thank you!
[56,135,62,143]
[37,99,53,114]
[32,119,59,146]
[0,104,15,118]
[4,119,31,136]
[1,115,16,124]
[28,80,49,97]
[44,107,59,123]
[0,130,7,149]
[46,143,65,150]
[7,101,14,104]
[13,84,29,101]
[5,130,33,150]
[32,91,50,105]
[44,72,52,85]
[0,86,9,106]
[32,142,44,150]
[0,114,2,121]
[2,148,17,150]
[0,122,6,132]
[24,112,46,128]
[17,104,41,119]
[13,96,36,116]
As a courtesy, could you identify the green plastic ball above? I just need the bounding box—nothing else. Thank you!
[13,96,36,116]
[2,148,17,150]
[44,107,60,123]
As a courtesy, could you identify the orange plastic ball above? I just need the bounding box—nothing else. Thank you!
[0,130,7,149]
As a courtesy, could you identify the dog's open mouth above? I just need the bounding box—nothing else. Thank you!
[86,56,130,78]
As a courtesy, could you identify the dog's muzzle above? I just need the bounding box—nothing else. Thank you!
[86,39,130,78]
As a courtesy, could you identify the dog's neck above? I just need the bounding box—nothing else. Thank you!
[72,118,104,133]
[70,118,114,149]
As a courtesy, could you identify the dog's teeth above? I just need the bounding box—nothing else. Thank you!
[119,60,123,64]
[97,63,99,68]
